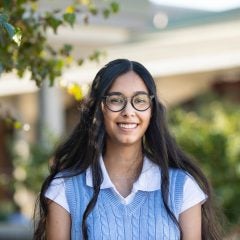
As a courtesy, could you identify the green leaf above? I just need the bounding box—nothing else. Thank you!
[77,58,84,66]
[0,13,8,23]
[2,0,12,9]
[110,2,119,13]
[63,13,76,27]
[0,63,3,75]
[45,14,62,33]
[16,0,27,6]
[88,4,98,15]
[60,44,73,56]
[88,50,105,63]
[103,9,110,18]
[0,34,4,46]
[0,0,120,87]
[12,27,22,46]
[3,22,15,39]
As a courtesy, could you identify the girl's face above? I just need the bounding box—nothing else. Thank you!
[102,71,152,148]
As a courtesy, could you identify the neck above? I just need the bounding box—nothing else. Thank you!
[103,141,143,180]
[103,142,144,197]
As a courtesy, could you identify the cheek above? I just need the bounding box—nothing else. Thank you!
[102,109,116,129]
[101,103,110,123]
[143,110,152,124]
[145,118,151,130]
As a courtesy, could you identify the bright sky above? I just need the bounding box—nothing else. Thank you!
[149,0,240,11]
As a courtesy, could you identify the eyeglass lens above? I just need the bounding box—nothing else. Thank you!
[105,93,153,112]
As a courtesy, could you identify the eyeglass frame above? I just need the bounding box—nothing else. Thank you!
[102,91,154,112]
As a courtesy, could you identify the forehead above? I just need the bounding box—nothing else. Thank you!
[108,71,148,94]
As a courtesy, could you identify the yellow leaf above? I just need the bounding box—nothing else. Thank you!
[65,56,73,65]
[13,51,18,61]
[78,0,91,6]
[39,50,47,58]
[14,121,22,129]
[65,5,75,14]
[67,83,83,101]
[12,28,22,47]
[30,2,38,11]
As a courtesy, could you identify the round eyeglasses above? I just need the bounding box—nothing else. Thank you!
[102,92,154,112]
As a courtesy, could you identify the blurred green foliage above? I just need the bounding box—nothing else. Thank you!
[0,201,15,221]
[12,139,54,194]
[0,0,119,221]
[0,0,119,86]
[169,92,240,225]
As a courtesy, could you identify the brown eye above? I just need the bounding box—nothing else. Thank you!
[104,94,126,112]
[132,94,151,111]
[133,95,148,104]
[108,96,124,105]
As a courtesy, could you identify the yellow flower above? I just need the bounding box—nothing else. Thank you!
[65,5,75,14]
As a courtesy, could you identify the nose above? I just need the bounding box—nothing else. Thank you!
[120,100,136,117]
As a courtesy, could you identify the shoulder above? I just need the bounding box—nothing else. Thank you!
[169,168,189,186]
[62,170,87,190]
[44,173,69,212]
[169,167,188,176]
[168,168,207,214]
[169,169,207,205]
[45,171,86,213]
[169,168,203,189]
[181,173,207,213]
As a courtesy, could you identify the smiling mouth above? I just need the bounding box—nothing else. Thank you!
[117,123,138,129]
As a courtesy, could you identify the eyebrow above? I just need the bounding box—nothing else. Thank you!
[106,91,149,96]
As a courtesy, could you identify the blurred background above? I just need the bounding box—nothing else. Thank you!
[0,0,240,239]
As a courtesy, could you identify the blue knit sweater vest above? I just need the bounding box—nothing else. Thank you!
[65,168,187,240]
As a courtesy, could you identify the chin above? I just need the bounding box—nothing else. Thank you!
[117,138,141,146]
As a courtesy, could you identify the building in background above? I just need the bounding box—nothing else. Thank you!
[0,1,240,238]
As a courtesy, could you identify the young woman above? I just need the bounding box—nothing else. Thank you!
[34,59,222,240]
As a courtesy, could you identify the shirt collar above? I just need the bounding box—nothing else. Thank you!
[86,155,114,189]
[86,155,161,192]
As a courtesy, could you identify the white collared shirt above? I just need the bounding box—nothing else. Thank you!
[86,156,162,205]
[45,156,206,213]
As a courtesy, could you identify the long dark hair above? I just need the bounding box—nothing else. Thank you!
[34,59,222,239]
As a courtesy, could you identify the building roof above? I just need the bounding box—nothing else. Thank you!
[1,1,240,96]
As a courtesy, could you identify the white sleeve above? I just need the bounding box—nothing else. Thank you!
[44,177,70,213]
[180,175,207,213]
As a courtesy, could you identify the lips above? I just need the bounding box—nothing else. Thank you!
[117,123,138,129]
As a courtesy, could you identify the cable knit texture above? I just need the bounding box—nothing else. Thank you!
[65,168,187,240]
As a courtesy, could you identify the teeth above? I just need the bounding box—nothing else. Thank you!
[118,123,137,129]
